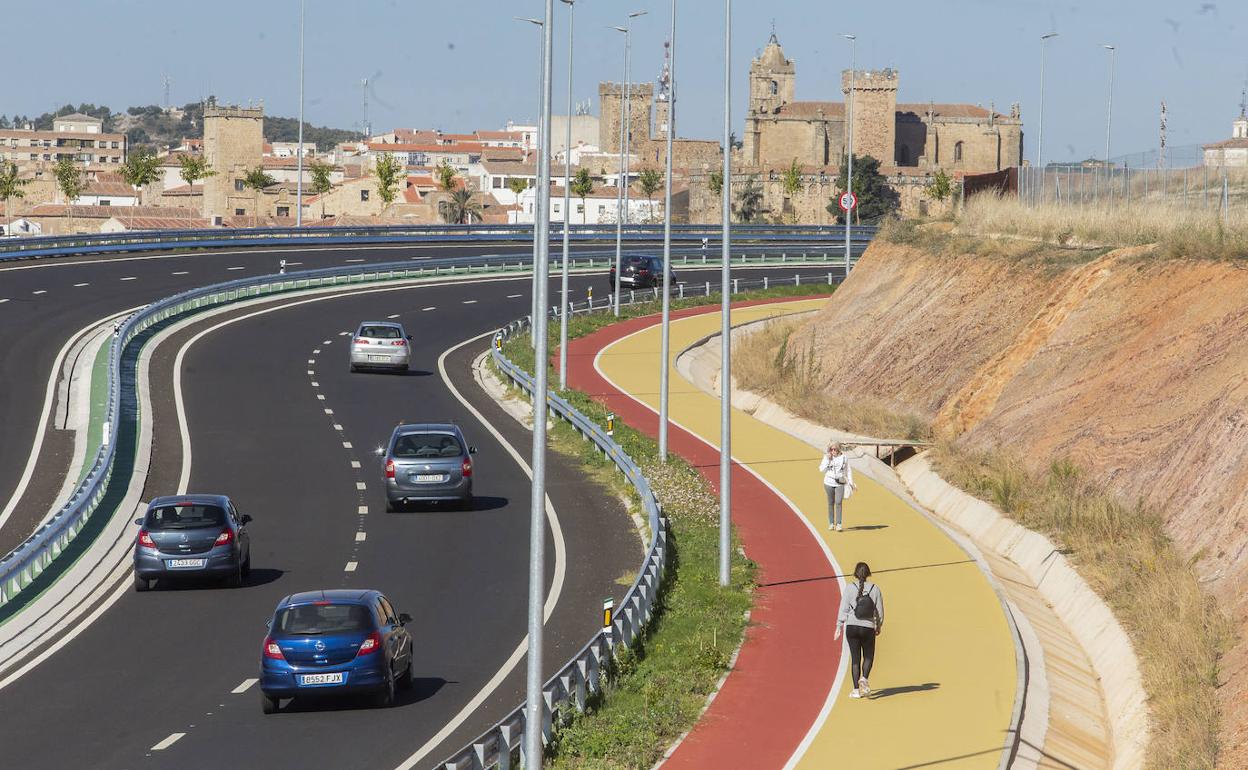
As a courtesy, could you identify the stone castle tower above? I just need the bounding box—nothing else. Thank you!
[598,82,653,155]
[749,33,796,116]
[843,69,897,165]
[202,103,264,222]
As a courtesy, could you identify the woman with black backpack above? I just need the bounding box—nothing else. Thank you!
[834,561,884,698]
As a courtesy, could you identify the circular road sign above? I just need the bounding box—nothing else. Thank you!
[839,192,857,212]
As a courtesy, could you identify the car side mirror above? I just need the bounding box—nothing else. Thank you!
[134,517,143,525]
[241,514,253,525]
[406,334,413,340]
[399,612,412,625]
[469,446,478,455]
[265,618,272,630]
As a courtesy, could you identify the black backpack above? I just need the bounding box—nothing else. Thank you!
[853,581,877,621]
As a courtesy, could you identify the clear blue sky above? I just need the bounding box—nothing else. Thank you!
[5,0,1246,164]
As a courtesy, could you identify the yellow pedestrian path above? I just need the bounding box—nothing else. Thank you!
[596,299,1019,769]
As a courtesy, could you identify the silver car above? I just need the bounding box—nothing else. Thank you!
[349,321,411,373]
[383,423,476,511]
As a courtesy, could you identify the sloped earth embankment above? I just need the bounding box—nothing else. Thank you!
[786,238,1248,766]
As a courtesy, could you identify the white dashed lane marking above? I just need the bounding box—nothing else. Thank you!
[307,359,315,364]
[307,370,314,375]
[311,381,319,387]
[172,270,189,275]
[32,290,47,295]
[119,276,137,281]
[151,733,186,751]
[74,282,90,287]
[231,678,258,694]
[333,424,343,431]
[506,294,523,298]
[350,460,361,469]
[356,532,367,542]
[322,340,332,345]
[0,298,8,304]
[345,258,366,263]
[358,505,369,515]
[324,408,334,415]
[342,441,353,449]
[355,482,366,491]
[338,331,350,336]
[344,561,358,572]
[317,394,325,401]
[421,306,436,311]
[387,314,400,319]
[227,266,245,271]
[462,299,478,304]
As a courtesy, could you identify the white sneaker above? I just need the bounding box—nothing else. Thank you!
[848,689,861,699]
[858,677,870,697]
[836,523,843,532]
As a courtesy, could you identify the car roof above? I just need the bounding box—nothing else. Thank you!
[357,320,403,329]
[392,422,461,435]
[148,493,230,508]
[279,589,378,609]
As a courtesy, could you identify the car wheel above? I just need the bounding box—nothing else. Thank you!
[134,575,152,592]
[397,659,413,691]
[375,671,396,708]
[261,691,281,715]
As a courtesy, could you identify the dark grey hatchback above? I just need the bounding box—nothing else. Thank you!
[133,494,252,591]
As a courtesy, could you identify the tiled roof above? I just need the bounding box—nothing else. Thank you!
[84,182,138,197]
[1203,137,1248,150]
[106,216,218,230]
[476,130,526,141]
[28,204,197,219]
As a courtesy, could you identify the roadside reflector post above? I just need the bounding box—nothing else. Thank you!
[763,276,768,290]
[732,278,738,294]
[606,413,615,437]
[603,596,614,632]
[494,334,503,352]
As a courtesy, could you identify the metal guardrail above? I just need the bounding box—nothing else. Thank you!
[0,241,866,608]
[0,223,876,262]
[434,320,668,770]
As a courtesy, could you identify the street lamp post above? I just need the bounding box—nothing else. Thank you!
[841,34,855,277]
[1037,32,1058,205]
[718,0,732,587]
[295,0,305,227]
[612,10,647,317]
[1103,44,1116,164]
[518,16,546,346]
[523,2,555,767]
[558,0,575,391]
[658,0,677,461]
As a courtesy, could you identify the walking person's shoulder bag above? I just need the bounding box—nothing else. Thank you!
[835,454,849,485]
[853,580,877,621]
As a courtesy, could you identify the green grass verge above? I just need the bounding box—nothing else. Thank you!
[494,291,845,766]
[930,445,1232,770]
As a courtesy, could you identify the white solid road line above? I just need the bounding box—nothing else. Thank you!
[355,532,367,542]
[120,276,137,281]
[231,678,258,694]
[393,331,569,770]
[151,733,186,751]
[344,561,358,572]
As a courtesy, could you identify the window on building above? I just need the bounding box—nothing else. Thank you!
[553,203,560,213]
[493,177,503,189]
[276,206,290,217]
[598,205,606,214]
[954,141,964,162]
[234,179,245,191]
[898,145,910,165]
[577,204,585,214]
[235,208,246,216]
[99,200,111,206]
[360,189,370,201]
[770,80,778,95]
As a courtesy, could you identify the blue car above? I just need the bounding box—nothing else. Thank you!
[259,589,414,713]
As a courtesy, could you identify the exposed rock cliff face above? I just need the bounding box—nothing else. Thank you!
[788,239,1248,764]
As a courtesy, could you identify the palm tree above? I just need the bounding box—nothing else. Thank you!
[438,187,482,225]
[570,168,594,225]
[242,166,277,228]
[178,154,216,213]
[53,157,85,233]
[0,162,29,235]
[638,168,663,222]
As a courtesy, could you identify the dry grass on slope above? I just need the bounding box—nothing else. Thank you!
[956,194,1248,260]
[733,317,931,441]
[932,445,1232,770]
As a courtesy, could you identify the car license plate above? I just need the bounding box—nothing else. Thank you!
[414,473,444,482]
[368,354,389,362]
[299,672,345,686]
[167,558,206,569]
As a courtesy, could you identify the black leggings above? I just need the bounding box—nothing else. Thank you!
[845,625,876,684]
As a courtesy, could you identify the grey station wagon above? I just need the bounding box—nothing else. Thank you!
[383,423,476,511]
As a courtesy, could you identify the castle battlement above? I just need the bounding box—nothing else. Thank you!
[841,69,898,91]
[204,105,264,120]
[599,82,654,98]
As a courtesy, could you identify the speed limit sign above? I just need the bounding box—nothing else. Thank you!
[838,192,857,212]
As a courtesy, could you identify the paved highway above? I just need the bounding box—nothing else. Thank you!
[0,240,846,769]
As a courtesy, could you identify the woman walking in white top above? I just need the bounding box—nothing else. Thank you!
[819,443,856,531]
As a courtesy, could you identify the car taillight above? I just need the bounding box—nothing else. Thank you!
[385,459,395,479]
[263,637,285,660]
[215,529,234,546]
[356,631,383,657]
[138,529,156,548]
[354,338,368,345]
[638,269,650,275]
[390,339,406,346]
[462,458,472,478]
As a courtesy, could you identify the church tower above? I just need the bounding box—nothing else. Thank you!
[749,33,795,116]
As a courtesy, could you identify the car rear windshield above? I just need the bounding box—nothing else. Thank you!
[623,256,649,267]
[144,504,226,530]
[275,604,374,636]
[359,325,402,339]
[392,432,463,458]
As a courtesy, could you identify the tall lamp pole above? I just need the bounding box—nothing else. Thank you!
[558,0,575,390]
[658,0,677,461]
[1037,32,1058,203]
[841,33,855,277]
[517,16,546,346]
[295,0,305,227]
[1102,44,1116,164]
[718,0,732,587]
[524,1,555,767]
[612,10,647,317]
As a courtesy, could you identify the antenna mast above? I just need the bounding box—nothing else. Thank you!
[162,74,172,110]
[361,78,370,140]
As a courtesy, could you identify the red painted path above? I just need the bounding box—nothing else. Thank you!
[564,302,841,770]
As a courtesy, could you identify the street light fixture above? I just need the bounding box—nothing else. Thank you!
[658,0,677,461]
[611,10,647,317]
[1102,44,1116,164]
[841,33,855,278]
[1037,32,1059,203]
